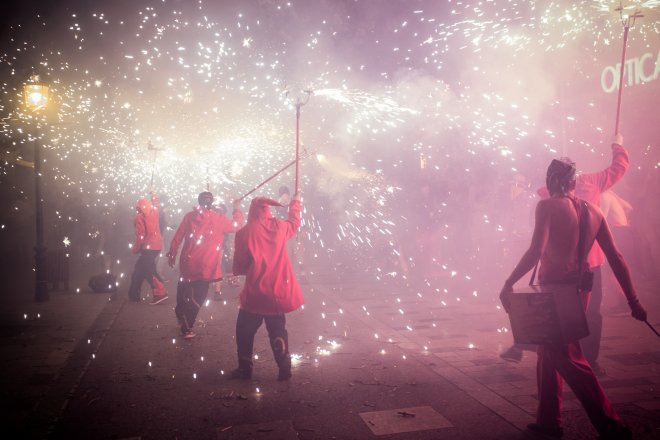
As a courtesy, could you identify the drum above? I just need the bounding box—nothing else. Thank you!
[504,284,589,345]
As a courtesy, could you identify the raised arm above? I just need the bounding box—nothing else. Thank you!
[579,134,629,194]
[284,195,302,240]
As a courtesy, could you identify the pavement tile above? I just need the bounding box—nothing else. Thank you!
[359,405,453,436]
[216,419,299,440]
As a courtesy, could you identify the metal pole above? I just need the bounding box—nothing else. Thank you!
[295,103,301,195]
[238,148,312,201]
[614,24,629,135]
[646,320,660,339]
[34,137,49,302]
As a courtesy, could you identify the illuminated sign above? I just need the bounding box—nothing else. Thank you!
[601,49,660,93]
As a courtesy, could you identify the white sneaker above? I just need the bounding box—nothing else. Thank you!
[150,295,168,305]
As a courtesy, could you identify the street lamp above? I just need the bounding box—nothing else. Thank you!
[24,76,50,302]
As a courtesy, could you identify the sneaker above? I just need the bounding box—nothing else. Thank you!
[500,346,523,363]
[277,369,292,381]
[183,330,196,340]
[230,368,252,380]
[527,423,563,439]
[150,295,168,305]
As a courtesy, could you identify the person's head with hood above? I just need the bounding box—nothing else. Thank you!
[248,196,283,223]
[198,191,214,210]
[135,198,153,215]
[546,157,576,197]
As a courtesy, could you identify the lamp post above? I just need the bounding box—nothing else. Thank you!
[24,77,50,302]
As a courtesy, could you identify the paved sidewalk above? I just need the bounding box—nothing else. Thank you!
[0,270,112,438]
[2,267,659,439]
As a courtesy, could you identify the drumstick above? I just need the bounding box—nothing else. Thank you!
[645,320,660,339]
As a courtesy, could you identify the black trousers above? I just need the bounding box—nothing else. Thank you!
[235,309,290,371]
[175,280,210,333]
[581,266,603,365]
[128,249,160,301]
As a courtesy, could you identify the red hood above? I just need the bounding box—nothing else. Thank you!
[247,197,282,222]
[135,198,153,215]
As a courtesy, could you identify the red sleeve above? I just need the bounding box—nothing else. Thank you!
[168,213,189,257]
[151,194,161,210]
[284,200,301,240]
[232,230,250,275]
[133,216,146,252]
[579,144,629,194]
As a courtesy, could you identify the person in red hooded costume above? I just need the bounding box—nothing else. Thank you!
[128,188,167,304]
[230,192,303,381]
[167,192,243,339]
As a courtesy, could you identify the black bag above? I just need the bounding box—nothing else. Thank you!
[88,273,118,293]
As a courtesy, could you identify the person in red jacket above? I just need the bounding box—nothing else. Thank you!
[128,189,168,304]
[167,192,243,339]
[230,193,303,381]
[500,134,629,370]
[499,158,646,440]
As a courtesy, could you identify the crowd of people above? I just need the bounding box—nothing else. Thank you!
[125,186,303,381]
[1,125,655,436]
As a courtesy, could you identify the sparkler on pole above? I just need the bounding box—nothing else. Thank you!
[147,140,164,188]
[613,2,644,134]
[294,89,313,195]
[238,148,314,201]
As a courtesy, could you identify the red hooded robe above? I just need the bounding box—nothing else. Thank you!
[133,194,162,253]
[169,206,244,282]
[233,197,303,315]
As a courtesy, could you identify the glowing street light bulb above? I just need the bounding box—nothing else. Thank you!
[23,82,49,111]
